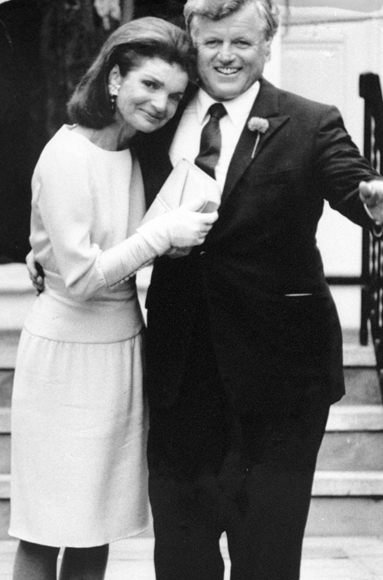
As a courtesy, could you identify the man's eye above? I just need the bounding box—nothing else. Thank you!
[234,40,250,47]
[170,94,183,103]
[205,40,219,48]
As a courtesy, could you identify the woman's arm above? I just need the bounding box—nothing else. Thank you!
[100,200,217,287]
[33,135,217,300]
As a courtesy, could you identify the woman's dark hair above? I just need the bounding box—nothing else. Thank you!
[68,17,193,129]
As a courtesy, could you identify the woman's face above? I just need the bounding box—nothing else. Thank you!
[110,57,188,133]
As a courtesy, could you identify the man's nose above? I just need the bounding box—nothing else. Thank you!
[218,42,235,62]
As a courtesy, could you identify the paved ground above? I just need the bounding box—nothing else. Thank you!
[1,536,383,579]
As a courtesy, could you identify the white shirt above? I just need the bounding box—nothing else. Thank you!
[169,82,260,193]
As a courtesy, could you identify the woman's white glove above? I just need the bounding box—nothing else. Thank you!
[100,200,218,287]
[136,199,218,253]
[25,201,219,293]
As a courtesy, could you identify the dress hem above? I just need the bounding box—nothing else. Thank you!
[7,522,151,548]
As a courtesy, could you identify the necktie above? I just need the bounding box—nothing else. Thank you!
[195,103,227,179]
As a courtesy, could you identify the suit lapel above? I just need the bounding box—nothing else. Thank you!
[221,78,290,204]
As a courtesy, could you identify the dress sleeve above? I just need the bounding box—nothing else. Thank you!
[34,135,172,300]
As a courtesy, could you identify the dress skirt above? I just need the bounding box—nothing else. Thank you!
[9,328,149,548]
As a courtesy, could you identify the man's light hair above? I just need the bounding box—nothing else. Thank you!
[184,0,279,41]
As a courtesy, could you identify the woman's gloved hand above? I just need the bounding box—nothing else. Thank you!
[137,199,218,252]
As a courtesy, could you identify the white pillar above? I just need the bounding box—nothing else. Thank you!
[264,25,282,87]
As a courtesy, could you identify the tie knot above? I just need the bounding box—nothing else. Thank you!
[208,103,227,121]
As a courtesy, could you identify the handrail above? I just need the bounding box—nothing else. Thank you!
[359,73,383,383]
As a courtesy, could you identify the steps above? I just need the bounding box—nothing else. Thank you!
[306,340,383,535]
[0,264,382,538]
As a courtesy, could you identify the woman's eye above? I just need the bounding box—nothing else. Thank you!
[143,80,156,89]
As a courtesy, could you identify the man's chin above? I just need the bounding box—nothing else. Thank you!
[204,85,243,101]
[200,76,246,101]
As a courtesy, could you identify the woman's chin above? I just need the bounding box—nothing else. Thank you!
[143,121,165,133]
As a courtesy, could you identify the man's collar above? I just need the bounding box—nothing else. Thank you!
[196,82,260,126]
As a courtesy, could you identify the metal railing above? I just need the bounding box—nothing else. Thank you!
[359,72,383,384]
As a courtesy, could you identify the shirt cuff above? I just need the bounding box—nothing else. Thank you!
[364,203,383,237]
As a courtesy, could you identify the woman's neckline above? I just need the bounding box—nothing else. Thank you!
[64,124,133,153]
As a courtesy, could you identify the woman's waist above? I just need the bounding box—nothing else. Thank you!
[24,286,144,343]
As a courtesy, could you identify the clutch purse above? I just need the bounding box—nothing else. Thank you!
[140,158,221,225]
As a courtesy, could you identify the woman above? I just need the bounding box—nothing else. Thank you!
[9,17,217,580]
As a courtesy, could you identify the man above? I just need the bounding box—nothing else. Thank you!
[135,1,383,579]
[29,1,383,578]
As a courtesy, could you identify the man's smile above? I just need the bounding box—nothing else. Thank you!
[215,67,241,75]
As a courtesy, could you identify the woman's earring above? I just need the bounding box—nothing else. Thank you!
[108,84,120,113]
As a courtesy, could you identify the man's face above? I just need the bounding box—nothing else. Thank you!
[191,2,271,101]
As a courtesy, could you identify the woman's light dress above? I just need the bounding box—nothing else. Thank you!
[9,125,150,548]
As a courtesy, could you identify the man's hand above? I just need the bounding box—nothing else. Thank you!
[359,180,383,225]
[26,250,45,295]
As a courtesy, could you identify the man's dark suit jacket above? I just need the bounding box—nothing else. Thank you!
[136,77,380,414]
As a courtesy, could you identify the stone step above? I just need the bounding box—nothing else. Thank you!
[313,470,383,495]
[307,467,383,535]
[341,368,382,405]
[317,405,383,470]
[318,432,383,470]
[0,409,10,475]
[306,497,383,536]
[327,404,383,430]
[0,474,10,540]
[343,341,376,367]
[0,409,10,433]
[0,372,12,408]
[0,442,10,476]
[0,475,8,500]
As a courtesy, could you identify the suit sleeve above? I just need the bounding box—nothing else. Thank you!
[313,104,382,228]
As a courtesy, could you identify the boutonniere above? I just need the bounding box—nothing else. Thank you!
[248,117,269,158]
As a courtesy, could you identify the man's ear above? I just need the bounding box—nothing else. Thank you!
[108,64,122,86]
[264,38,273,61]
